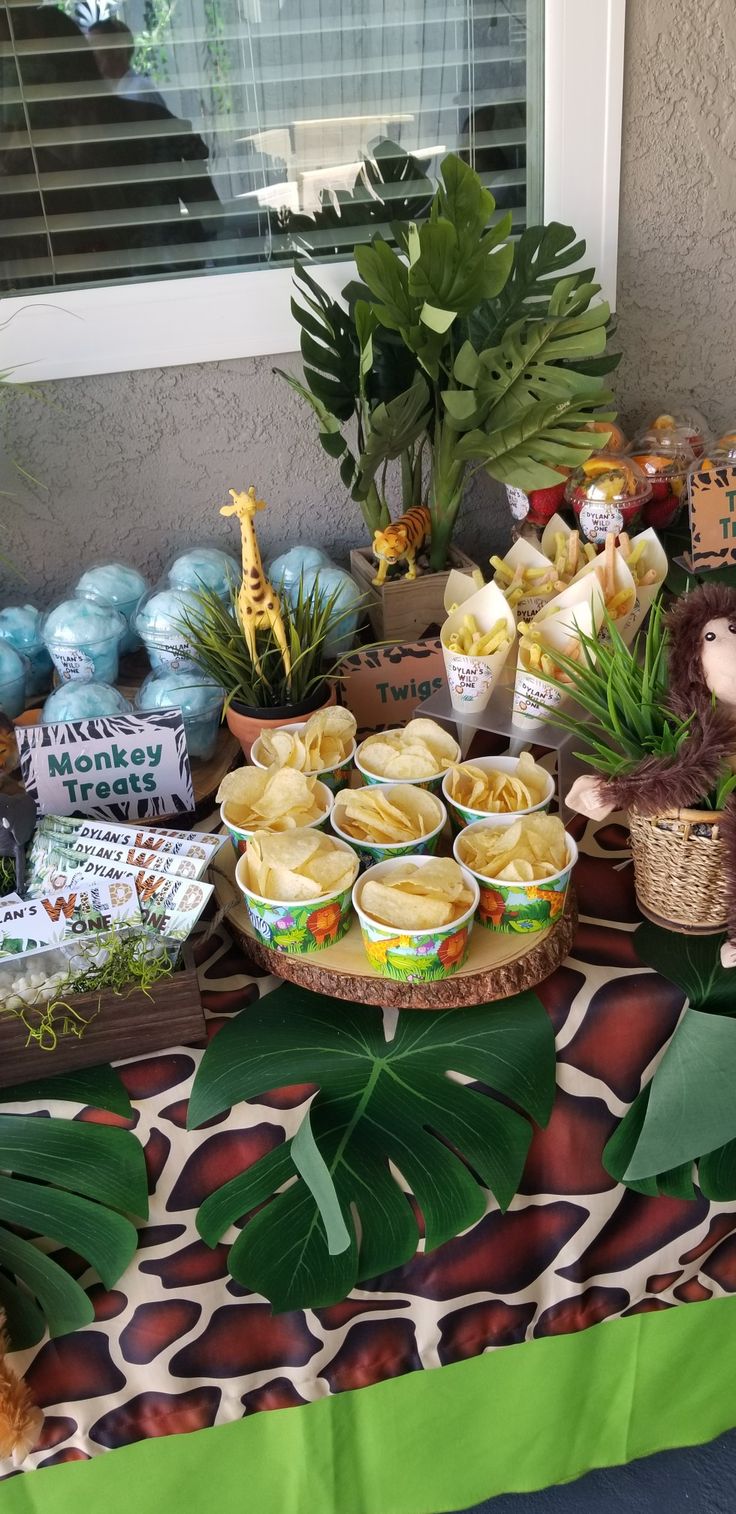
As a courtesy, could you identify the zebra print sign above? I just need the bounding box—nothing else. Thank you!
[18,708,194,821]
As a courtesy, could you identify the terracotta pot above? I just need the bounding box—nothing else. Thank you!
[224,683,335,758]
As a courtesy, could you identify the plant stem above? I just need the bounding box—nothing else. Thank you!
[400,448,414,510]
[358,481,390,536]
[429,419,466,571]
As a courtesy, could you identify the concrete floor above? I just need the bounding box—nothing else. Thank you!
[462,1430,736,1512]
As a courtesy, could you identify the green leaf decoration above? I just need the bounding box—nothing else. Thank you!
[0,1064,133,1116]
[623,1010,736,1181]
[188,985,555,1313]
[699,1137,736,1200]
[0,1112,147,1348]
[353,373,431,498]
[633,921,733,1014]
[469,221,590,350]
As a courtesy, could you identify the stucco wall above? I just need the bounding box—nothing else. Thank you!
[5,0,736,604]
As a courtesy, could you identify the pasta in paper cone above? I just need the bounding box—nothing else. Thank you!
[441,580,516,715]
[490,538,564,620]
[569,535,638,644]
[616,528,668,640]
[512,576,604,728]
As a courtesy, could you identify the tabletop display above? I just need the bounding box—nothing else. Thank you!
[3,373,736,1504]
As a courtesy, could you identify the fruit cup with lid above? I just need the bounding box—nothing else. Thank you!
[645,409,709,460]
[564,455,652,544]
[629,428,695,530]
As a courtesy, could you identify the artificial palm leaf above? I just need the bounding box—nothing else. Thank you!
[188,984,555,1313]
[469,221,590,348]
[0,1068,147,1347]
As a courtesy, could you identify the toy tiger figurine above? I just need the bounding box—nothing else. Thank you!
[371,506,431,587]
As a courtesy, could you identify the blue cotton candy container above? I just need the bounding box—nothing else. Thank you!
[268,550,362,659]
[42,599,126,685]
[42,681,132,723]
[0,642,27,719]
[268,546,332,594]
[136,669,224,760]
[168,548,240,601]
[75,563,148,654]
[133,586,203,673]
[0,605,53,698]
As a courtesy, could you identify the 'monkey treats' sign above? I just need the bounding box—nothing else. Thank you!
[18,709,194,821]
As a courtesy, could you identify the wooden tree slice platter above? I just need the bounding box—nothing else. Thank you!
[212,844,577,1011]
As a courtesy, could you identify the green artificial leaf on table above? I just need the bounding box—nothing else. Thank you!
[634,922,732,1013]
[0,1063,133,1116]
[188,984,555,1312]
[624,1010,736,1180]
[698,1137,736,1200]
[0,1113,148,1348]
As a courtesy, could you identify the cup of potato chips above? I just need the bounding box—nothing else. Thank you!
[453,815,576,934]
[352,855,479,982]
[218,765,333,856]
[355,719,460,794]
[331,783,446,867]
[442,753,554,834]
[236,830,359,953]
[250,708,357,794]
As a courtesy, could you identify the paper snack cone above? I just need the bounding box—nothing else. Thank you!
[540,513,572,561]
[491,538,561,620]
[443,568,484,615]
[569,547,638,644]
[441,580,516,715]
[531,572,606,635]
[618,528,668,641]
[512,600,599,728]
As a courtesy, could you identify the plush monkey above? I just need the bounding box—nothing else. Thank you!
[566,581,736,967]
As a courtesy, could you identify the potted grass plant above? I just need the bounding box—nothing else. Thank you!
[279,151,619,640]
[538,602,736,933]
[175,574,357,756]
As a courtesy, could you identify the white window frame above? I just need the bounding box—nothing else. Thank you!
[2,0,625,383]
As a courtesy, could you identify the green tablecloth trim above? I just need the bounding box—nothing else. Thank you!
[7,1296,736,1513]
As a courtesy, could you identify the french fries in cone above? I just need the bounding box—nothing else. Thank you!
[616,528,668,639]
[490,539,566,619]
[569,532,638,644]
[441,580,516,714]
[511,575,604,728]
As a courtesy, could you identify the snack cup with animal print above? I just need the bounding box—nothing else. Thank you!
[441,580,516,715]
[220,780,333,856]
[454,821,576,934]
[442,755,554,835]
[235,841,357,954]
[354,728,459,794]
[250,722,356,795]
[330,786,446,869]
[353,856,479,982]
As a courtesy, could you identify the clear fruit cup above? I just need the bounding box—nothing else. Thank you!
[564,454,652,543]
[645,409,709,460]
[629,428,695,530]
[581,420,628,453]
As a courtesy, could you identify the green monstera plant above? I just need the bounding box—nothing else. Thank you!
[280,152,618,567]
[187,983,556,1313]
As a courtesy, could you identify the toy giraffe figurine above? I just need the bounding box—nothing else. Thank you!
[220,486,291,678]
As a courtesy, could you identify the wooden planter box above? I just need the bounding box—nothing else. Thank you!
[0,944,206,1089]
[350,545,482,643]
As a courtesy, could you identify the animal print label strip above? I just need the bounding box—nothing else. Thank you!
[27,844,213,942]
[37,831,210,881]
[37,814,222,861]
[0,879,142,959]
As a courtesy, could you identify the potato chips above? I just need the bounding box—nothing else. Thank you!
[258,707,356,773]
[359,858,474,930]
[243,829,358,901]
[333,784,443,844]
[457,814,569,882]
[217,765,326,830]
[358,719,459,780]
[446,753,548,814]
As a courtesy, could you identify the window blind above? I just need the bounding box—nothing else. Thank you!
[0,0,543,295]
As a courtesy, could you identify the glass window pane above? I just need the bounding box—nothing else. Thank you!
[0,0,544,295]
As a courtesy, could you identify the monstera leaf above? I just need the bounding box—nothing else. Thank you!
[469,221,590,349]
[603,924,736,1200]
[187,985,555,1313]
[0,1066,147,1348]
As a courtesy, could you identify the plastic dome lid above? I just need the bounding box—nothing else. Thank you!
[42,681,132,723]
[136,669,224,716]
[76,563,148,608]
[565,454,652,505]
[43,598,126,646]
[630,428,695,474]
[133,586,202,640]
[168,548,240,596]
[646,410,709,454]
[581,421,628,452]
[0,604,44,652]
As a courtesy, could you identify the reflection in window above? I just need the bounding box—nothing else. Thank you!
[0,0,542,293]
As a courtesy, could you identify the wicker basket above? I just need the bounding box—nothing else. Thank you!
[628,808,728,934]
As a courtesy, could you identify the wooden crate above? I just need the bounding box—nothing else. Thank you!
[350,545,481,642]
[0,944,206,1088]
